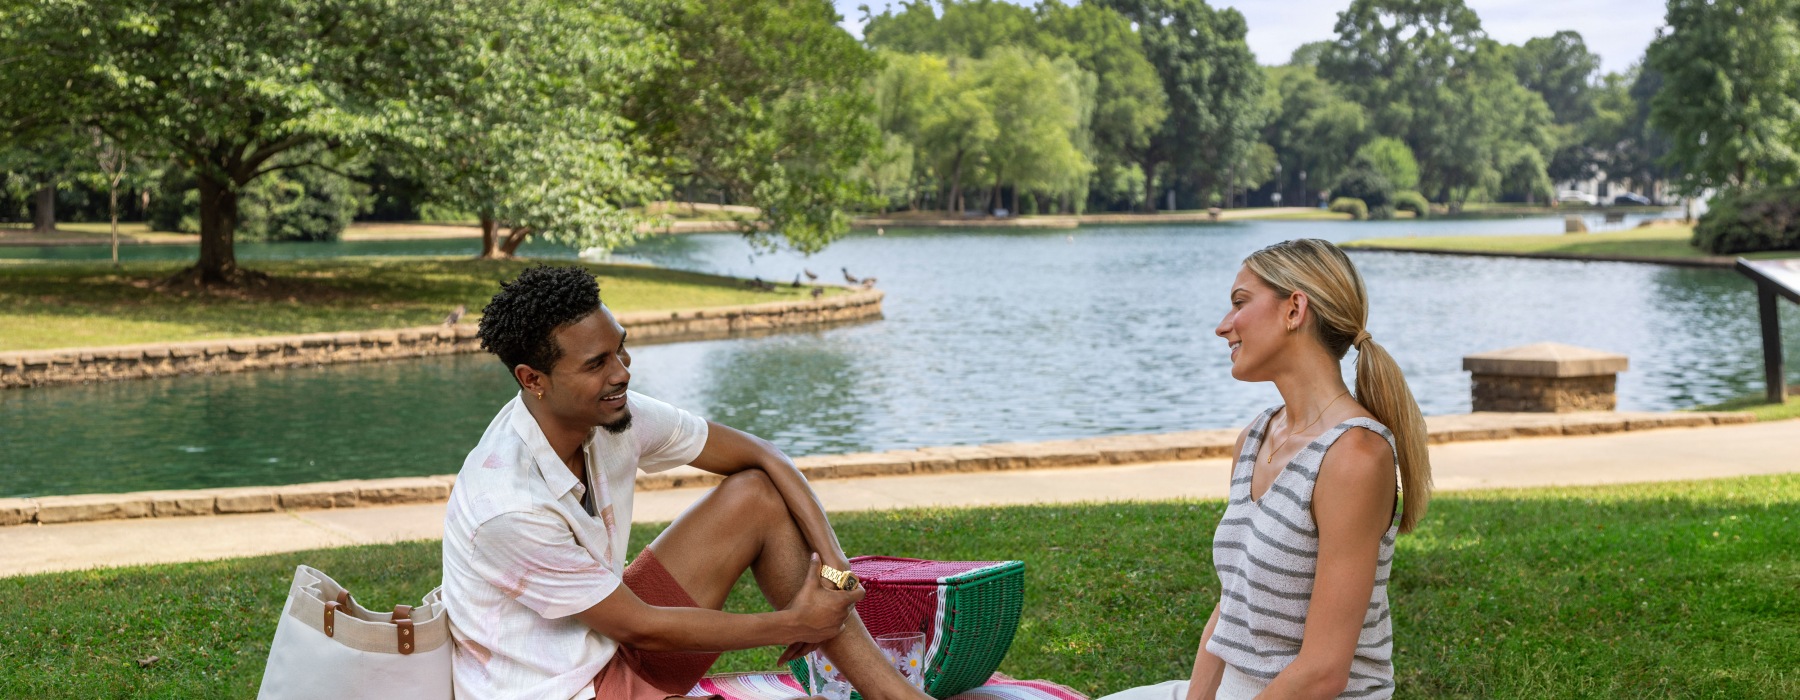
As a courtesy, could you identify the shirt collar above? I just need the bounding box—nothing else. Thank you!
[505,392,589,500]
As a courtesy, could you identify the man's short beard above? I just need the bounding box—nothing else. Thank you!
[601,411,633,435]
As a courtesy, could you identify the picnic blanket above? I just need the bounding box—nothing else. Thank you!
[689,672,1089,700]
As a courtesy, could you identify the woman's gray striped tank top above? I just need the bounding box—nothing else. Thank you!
[1205,406,1399,699]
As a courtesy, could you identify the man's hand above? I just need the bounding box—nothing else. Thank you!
[785,554,864,645]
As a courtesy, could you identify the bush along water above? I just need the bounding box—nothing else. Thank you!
[1329,197,1369,220]
[1331,159,1394,220]
[1694,187,1800,254]
[1393,191,1430,219]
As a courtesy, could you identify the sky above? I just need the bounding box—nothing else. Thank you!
[834,0,1665,76]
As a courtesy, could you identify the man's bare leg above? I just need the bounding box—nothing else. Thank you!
[646,470,930,700]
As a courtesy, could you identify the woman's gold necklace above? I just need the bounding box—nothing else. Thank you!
[1267,391,1351,464]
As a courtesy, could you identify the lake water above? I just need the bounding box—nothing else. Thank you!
[4,213,1795,497]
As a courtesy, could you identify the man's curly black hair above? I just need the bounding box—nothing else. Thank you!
[478,265,602,379]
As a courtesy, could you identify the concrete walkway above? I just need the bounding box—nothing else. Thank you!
[2,420,1794,578]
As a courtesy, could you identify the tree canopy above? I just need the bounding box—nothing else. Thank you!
[1648,0,1800,193]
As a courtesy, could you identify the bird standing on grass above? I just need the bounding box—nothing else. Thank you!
[842,267,861,284]
[792,274,803,288]
[442,304,467,326]
[810,286,824,300]
[804,268,818,281]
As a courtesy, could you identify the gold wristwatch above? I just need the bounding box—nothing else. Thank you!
[819,563,860,591]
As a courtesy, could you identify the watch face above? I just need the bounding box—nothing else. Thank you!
[841,574,859,591]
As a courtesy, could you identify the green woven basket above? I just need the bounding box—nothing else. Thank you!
[789,557,1025,699]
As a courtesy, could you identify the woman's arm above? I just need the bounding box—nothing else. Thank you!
[1187,424,1254,700]
[1258,428,1395,700]
[1185,604,1226,700]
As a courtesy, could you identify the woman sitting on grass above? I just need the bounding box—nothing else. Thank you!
[1111,239,1433,700]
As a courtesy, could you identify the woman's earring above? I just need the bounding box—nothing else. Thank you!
[535,391,544,400]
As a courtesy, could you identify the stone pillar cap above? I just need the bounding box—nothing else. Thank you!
[1463,342,1629,378]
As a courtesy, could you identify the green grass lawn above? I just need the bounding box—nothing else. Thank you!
[1,475,1794,698]
[0,258,836,352]
[1693,392,1800,422]
[1241,209,1355,221]
[1343,225,1800,261]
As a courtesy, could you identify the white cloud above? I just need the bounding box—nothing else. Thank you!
[834,0,1664,75]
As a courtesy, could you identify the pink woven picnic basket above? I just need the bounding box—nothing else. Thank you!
[790,556,1025,699]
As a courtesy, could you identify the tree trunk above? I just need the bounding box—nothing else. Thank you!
[947,150,967,215]
[31,184,55,234]
[498,226,534,257]
[479,216,502,259]
[109,177,121,268]
[1140,160,1158,213]
[1224,164,1238,209]
[988,167,1004,215]
[194,175,240,284]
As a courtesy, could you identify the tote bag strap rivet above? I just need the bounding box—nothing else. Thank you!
[322,601,339,637]
[397,620,415,655]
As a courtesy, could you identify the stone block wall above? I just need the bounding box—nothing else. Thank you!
[1472,374,1616,413]
[0,289,882,389]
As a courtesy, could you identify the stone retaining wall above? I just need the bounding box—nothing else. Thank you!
[0,289,883,389]
[0,409,1753,527]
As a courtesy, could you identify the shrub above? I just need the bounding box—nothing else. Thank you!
[1329,197,1369,220]
[146,165,367,241]
[1693,187,1800,254]
[1393,191,1430,219]
[1368,204,1395,220]
[1331,164,1393,210]
[1354,137,1420,192]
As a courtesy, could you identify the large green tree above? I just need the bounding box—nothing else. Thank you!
[1035,1,1167,212]
[970,48,1094,214]
[1260,64,1369,205]
[1509,31,1604,182]
[1,0,469,283]
[918,57,999,213]
[396,0,668,258]
[1603,64,1676,191]
[863,0,1038,58]
[1099,0,1265,211]
[0,127,90,234]
[1647,0,1800,193]
[1320,0,1554,204]
[624,0,880,253]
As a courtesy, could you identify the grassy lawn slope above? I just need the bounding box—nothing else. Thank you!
[1342,224,1799,262]
[1693,392,1800,422]
[0,258,835,352]
[1,475,1794,698]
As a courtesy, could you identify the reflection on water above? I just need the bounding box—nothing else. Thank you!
[3,215,1795,496]
[0,354,519,497]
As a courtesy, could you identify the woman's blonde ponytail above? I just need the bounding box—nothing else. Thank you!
[1243,239,1433,533]
[1350,335,1431,533]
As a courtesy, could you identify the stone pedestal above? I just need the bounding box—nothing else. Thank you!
[1463,342,1629,413]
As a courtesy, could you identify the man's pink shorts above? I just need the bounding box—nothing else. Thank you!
[593,547,723,699]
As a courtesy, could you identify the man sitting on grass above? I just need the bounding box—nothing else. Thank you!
[444,265,929,700]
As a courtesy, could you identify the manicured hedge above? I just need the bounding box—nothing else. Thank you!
[1393,191,1430,219]
[1694,187,1800,254]
[1329,197,1369,221]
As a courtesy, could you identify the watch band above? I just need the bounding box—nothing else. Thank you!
[819,563,860,591]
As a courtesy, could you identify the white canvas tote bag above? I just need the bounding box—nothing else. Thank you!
[257,564,453,700]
